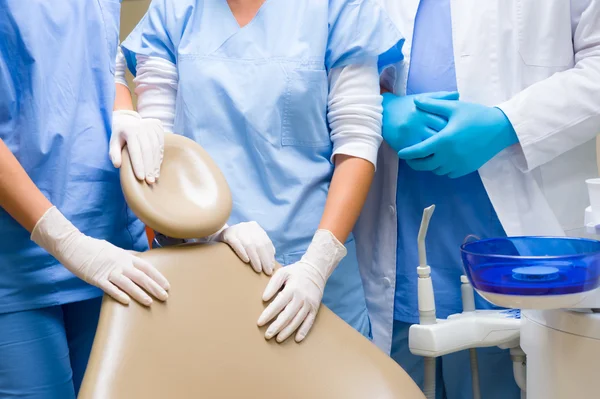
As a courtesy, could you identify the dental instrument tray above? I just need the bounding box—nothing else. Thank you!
[460,237,600,309]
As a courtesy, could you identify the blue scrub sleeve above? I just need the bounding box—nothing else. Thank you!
[121,0,196,75]
[326,0,404,71]
[378,38,405,74]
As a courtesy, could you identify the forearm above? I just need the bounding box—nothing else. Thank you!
[114,83,134,111]
[0,140,52,232]
[319,155,374,243]
[133,55,178,132]
[114,46,135,111]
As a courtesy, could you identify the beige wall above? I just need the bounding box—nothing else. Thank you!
[120,0,151,103]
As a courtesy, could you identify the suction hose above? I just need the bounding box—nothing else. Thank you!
[423,357,436,399]
[511,347,527,398]
[417,205,436,399]
[461,276,481,399]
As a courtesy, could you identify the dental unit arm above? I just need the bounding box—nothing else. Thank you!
[416,205,437,399]
[409,206,523,399]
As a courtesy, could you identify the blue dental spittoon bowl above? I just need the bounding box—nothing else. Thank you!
[460,237,600,309]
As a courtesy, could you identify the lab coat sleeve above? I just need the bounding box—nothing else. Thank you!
[328,60,383,168]
[497,1,600,172]
[131,55,178,133]
[120,0,194,75]
[326,0,403,70]
[115,47,128,87]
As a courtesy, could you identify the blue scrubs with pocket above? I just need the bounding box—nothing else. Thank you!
[0,1,147,397]
[390,0,520,398]
[122,0,402,338]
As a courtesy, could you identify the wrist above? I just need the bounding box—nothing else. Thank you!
[301,229,347,280]
[31,206,83,259]
[493,107,519,149]
[113,109,140,119]
[113,78,135,111]
[382,92,397,108]
[201,223,229,242]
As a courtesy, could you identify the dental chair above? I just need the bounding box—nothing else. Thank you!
[78,134,424,399]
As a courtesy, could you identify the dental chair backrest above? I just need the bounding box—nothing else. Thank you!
[77,133,425,399]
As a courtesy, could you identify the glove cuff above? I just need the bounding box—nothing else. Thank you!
[113,109,141,120]
[31,206,83,260]
[301,229,347,281]
[196,223,229,243]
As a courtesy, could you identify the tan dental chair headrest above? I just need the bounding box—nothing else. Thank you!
[120,133,232,239]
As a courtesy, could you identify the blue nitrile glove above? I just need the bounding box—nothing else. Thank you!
[397,98,519,179]
[382,91,459,153]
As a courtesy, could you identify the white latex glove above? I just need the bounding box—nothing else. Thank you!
[31,207,170,306]
[257,229,347,343]
[210,222,276,275]
[110,110,165,184]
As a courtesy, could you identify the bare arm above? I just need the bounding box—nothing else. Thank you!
[0,140,53,232]
[113,47,135,111]
[319,155,374,243]
[114,82,135,111]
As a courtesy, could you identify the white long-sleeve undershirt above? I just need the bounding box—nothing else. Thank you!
[327,60,383,166]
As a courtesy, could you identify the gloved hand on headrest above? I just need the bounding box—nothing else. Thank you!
[110,110,165,185]
[205,221,276,276]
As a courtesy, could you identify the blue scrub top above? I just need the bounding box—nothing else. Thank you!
[394,0,506,323]
[0,0,148,314]
[121,0,402,260]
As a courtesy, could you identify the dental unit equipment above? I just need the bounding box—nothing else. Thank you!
[409,180,600,398]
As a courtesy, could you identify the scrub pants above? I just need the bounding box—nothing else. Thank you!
[391,321,521,399]
[321,238,372,340]
[0,297,102,399]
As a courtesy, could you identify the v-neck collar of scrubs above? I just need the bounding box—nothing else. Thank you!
[203,0,272,57]
[222,0,269,29]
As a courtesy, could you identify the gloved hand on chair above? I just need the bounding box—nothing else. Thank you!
[206,222,277,276]
[31,206,170,306]
[257,229,347,343]
[110,110,165,185]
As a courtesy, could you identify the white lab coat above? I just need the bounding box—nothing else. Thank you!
[356,0,600,354]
